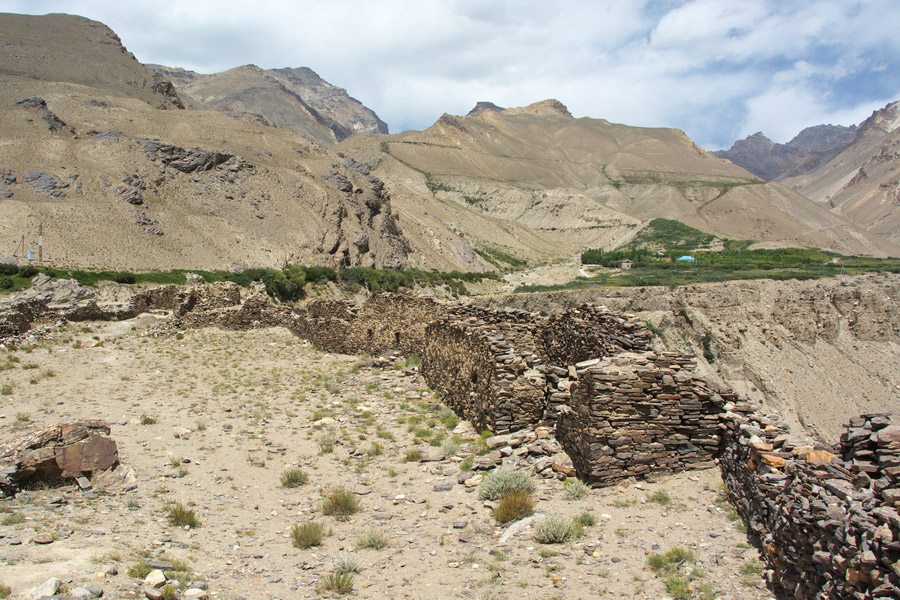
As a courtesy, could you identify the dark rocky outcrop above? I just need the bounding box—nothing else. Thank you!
[467,101,505,117]
[14,97,73,134]
[134,139,233,173]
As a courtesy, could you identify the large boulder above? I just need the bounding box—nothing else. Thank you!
[0,420,119,496]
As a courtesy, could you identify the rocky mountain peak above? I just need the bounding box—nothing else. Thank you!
[467,101,505,117]
[715,125,856,180]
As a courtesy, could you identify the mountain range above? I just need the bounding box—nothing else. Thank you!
[0,11,898,272]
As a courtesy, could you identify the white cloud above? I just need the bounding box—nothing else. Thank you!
[3,0,900,146]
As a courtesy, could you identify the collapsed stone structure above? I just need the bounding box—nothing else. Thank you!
[2,281,899,597]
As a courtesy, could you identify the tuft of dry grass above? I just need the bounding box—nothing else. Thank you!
[291,521,327,549]
[322,487,361,521]
[493,491,535,524]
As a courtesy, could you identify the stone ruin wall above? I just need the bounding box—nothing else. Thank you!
[4,282,900,597]
[556,352,725,484]
[421,312,548,434]
[720,410,900,599]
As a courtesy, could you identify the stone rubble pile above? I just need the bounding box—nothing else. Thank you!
[466,426,575,479]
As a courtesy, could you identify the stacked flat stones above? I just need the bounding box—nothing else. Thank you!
[557,352,726,484]
[721,407,900,598]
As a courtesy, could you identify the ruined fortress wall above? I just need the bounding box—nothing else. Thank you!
[556,353,725,484]
[537,304,653,366]
[720,411,900,598]
[422,315,547,434]
[5,282,899,598]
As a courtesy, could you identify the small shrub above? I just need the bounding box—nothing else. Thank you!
[533,515,576,544]
[440,438,460,457]
[166,502,200,528]
[574,511,597,527]
[493,491,535,524]
[317,430,336,454]
[0,264,17,276]
[322,487,361,521]
[279,468,308,488]
[18,265,38,278]
[291,521,326,549]
[317,572,353,595]
[126,560,152,579]
[478,470,536,501]
[700,332,715,363]
[332,554,360,575]
[404,448,423,462]
[664,575,691,600]
[563,478,589,500]
[0,583,10,599]
[647,490,672,506]
[366,442,383,457]
[459,456,474,471]
[160,584,178,600]
[1,513,24,526]
[14,412,29,422]
[647,547,695,573]
[355,528,388,549]
[0,277,13,290]
[0,384,12,396]
[139,414,157,425]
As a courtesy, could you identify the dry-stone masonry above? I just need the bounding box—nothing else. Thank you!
[720,408,900,598]
[557,352,725,484]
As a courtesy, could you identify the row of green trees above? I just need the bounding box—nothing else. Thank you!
[20,264,500,301]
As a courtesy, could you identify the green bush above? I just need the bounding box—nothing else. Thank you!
[700,333,715,363]
[166,502,200,528]
[355,528,389,549]
[0,264,17,276]
[478,470,536,501]
[0,277,12,290]
[18,265,38,278]
[279,468,308,488]
[563,478,589,500]
[648,547,695,573]
[113,272,136,284]
[317,572,353,595]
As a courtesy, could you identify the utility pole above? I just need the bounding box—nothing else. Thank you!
[38,223,43,263]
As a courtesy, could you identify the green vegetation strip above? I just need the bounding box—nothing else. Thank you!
[2,263,500,300]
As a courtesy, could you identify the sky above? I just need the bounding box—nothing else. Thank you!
[3,0,899,149]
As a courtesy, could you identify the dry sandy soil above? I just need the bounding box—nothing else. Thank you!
[0,316,773,600]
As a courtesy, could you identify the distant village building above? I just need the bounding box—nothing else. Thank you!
[618,259,633,270]
[676,255,696,262]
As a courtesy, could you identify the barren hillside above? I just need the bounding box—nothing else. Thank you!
[781,101,900,247]
[339,100,899,264]
[150,64,389,146]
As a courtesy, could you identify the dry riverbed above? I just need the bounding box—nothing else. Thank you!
[0,316,774,600]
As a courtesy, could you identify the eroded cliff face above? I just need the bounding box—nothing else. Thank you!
[473,273,900,443]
